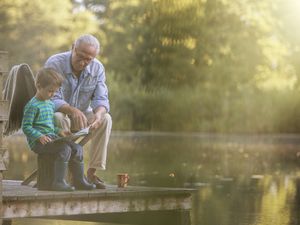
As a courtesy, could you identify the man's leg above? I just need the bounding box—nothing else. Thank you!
[85,113,112,186]
[54,112,71,131]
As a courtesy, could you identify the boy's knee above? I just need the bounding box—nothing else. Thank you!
[57,147,72,161]
[72,143,83,161]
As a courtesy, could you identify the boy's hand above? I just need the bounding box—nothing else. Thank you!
[39,135,52,145]
[59,130,71,137]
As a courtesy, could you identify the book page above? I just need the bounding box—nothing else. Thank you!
[53,127,90,142]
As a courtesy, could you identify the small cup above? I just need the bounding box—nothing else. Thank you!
[117,173,129,188]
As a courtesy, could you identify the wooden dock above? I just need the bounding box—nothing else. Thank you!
[2,180,195,225]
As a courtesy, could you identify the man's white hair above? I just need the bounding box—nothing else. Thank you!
[74,34,100,54]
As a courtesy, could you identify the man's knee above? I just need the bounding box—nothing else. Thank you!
[54,112,71,130]
[102,113,112,127]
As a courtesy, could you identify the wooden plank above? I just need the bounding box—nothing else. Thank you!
[0,101,9,122]
[21,170,37,186]
[3,181,194,201]
[2,180,195,219]
[3,195,191,219]
[54,210,192,225]
[0,51,9,73]
[0,148,9,171]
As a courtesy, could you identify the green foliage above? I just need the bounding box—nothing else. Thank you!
[2,0,300,133]
[97,0,298,132]
[0,0,99,70]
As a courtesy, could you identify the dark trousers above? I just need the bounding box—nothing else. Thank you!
[32,139,83,162]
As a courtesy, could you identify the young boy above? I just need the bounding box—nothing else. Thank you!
[22,68,95,191]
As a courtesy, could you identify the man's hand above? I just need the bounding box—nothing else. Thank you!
[89,112,104,131]
[39,135,52,145]
[70,107,88,131]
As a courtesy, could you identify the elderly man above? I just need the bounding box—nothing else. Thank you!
[45,34,112,189]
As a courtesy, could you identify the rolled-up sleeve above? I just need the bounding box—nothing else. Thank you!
[91,68,110,112]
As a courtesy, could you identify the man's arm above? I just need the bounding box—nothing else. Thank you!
[90,66,110,113]
[58,104,88,131]
[89,106,107,130]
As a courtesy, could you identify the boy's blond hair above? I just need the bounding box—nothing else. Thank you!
[35,68,64,88]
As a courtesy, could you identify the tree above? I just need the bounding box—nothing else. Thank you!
[0,0,99,70]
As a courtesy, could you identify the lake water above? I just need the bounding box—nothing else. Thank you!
[4,131,300,225]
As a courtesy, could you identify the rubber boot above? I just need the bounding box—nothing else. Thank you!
[70,160,96,190]
[52,161,75,191]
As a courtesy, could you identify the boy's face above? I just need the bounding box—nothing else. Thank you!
[36,84,59,101]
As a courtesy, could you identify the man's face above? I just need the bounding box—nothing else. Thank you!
[71,43,97,74]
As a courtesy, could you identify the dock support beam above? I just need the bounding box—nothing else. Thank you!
[48,210,191,225]
[0,51,9,225]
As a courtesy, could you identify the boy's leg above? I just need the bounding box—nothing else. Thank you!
[68,141,95,190]
[68,141,83,162]
[33,141,74,191]
[33,141,71,160]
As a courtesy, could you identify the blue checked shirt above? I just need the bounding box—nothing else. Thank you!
[44,51,110,113]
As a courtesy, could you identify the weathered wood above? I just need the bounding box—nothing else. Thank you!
[0,101,9,122]
[3,195,191,218]
[21,170,37,186]
[36,154,55,190]
[2,180,194,220]
[0,51,9,225]
[0,52,8,74]
[0,123,3,149]
[0,148,8,171]
[51,210,191,225]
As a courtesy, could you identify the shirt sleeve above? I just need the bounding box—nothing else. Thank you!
[21,105,43,140]
[91,67,110,112]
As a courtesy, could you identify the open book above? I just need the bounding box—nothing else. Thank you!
[53,127,90,142]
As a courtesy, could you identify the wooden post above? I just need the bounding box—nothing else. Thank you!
[0,51,10,225]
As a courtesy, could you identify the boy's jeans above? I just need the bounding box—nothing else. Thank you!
[32,139,83,162]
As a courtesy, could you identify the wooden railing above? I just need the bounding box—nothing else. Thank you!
[0,51,9,225]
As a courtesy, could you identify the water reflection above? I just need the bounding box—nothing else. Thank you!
[4,132,300,225]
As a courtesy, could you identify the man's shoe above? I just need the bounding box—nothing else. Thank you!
[87,175,106,189]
